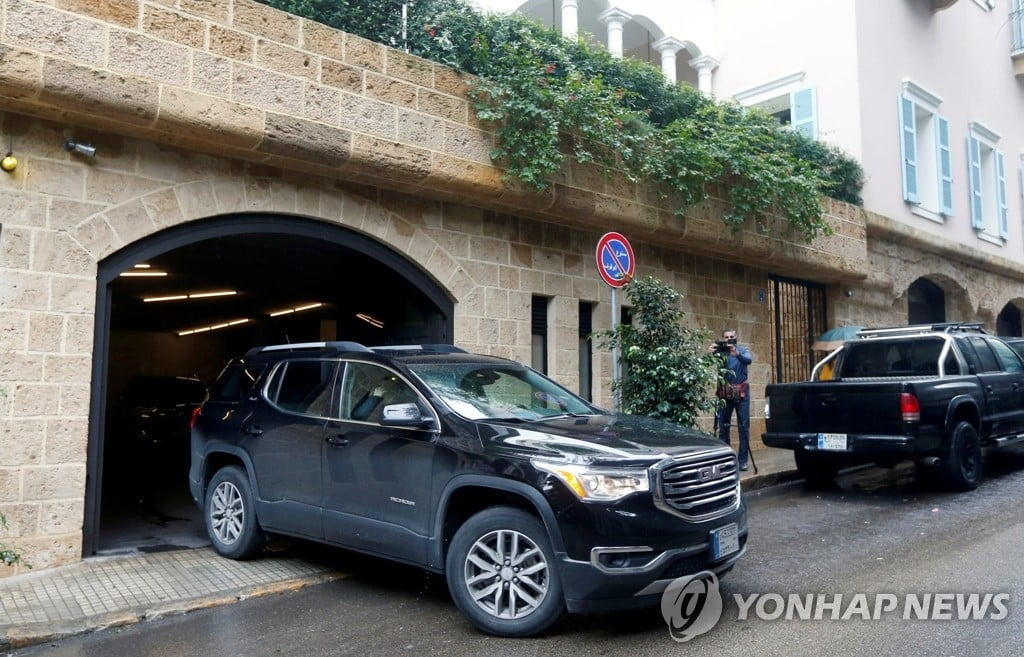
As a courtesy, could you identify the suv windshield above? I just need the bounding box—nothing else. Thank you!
[408,362,595,421]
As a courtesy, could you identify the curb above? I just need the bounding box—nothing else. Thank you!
[741,468,803,492]
[0,571,348,651]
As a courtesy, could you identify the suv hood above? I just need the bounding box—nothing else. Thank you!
[475,413,728,466]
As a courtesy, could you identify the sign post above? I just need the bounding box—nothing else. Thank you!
[595,232,636,413]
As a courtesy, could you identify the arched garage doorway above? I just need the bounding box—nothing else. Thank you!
[84,214,454,555]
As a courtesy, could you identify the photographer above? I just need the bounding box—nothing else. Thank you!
[708,328,754,471]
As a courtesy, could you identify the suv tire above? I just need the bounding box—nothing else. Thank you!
[445,506,564,637]
[941,421,981,492]
[205,465,265,559]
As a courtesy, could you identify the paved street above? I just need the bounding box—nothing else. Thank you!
[13,449,1024,657]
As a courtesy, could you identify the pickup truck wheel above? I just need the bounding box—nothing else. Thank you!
[941,422,982,491]
[794,449,840,488]
[204,465,265,559]
[446,506,564,637]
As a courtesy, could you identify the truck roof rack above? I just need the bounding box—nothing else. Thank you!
[244,341,371,357]
[857,322,986,338]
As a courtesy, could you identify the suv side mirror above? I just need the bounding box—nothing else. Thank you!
[380,402,433,428]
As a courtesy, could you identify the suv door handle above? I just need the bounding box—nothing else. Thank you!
[326,435,349,447]
[241,424,263,437]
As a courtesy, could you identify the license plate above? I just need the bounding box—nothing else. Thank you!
[711,523,740,560]
[817,432,847,451]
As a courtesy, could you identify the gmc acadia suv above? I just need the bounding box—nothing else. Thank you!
[189,342,747,637]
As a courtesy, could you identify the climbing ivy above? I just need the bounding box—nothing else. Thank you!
[258,0,864,242]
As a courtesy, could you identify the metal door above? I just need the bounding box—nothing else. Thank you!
[770,276,827,383]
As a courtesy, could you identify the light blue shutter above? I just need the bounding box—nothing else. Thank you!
[996,150,1008,238]
[791,88,817,139]
[936,116,953,215]
[1015,0,1024,50]
[968,135,983,228]
[899,96,918,203]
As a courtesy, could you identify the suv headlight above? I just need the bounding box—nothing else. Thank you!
[533,461,650,501]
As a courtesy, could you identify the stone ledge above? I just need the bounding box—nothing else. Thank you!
[0,0,869,281]
[865,210,1024,281]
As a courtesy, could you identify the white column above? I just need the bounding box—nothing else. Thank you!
[560,0,579,40]
[688,54,720,95]
[651,36,686,84]
[598,8,633,58]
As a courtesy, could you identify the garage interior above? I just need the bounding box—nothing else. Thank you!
[93,216,450,555]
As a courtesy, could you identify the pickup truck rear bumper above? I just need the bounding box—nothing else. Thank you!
[762,431,941,455]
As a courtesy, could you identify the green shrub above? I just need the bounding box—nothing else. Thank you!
[591,276,720,427]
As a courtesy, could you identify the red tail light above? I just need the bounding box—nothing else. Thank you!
[190,406,202,428]
[900,393,920,422]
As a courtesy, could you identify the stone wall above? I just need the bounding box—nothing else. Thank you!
[0,109,785,573]
[2,0,1022,576]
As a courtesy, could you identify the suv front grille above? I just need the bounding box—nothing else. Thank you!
[654,450,741,521]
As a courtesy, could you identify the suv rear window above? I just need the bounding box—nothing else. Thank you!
[208,363,267,403]
[266,360,336,416]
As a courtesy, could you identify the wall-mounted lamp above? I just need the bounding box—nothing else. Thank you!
[63,139,97,158]
[1,135,15,172]
[844,289,854,298]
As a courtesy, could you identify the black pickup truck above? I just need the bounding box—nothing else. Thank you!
[762,323,1024,490]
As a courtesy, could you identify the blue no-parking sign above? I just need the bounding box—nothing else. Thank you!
[595,232,635,288]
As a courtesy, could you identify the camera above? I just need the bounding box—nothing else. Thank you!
[714,337,736,354]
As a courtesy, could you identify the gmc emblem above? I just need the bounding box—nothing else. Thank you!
[697,464,726,482]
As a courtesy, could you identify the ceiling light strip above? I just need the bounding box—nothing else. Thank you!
[269,302,324,317]
[143,290,237,303]
[177,318,250,337]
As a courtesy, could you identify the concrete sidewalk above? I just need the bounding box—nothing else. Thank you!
[0,447,800,650]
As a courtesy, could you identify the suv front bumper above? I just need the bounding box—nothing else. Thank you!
[557,518,748,613]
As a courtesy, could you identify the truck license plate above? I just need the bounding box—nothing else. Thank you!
[711,523,740,560]
[817,433,847,450]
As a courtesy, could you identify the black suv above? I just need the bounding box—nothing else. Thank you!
[190,342,747,637]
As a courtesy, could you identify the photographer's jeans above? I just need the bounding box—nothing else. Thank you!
[717,396,750,468]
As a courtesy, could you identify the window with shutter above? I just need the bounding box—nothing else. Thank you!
[967,122,1008,243]
[731,75,817,141]
[898,82,950,222]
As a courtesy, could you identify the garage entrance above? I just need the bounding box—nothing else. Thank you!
[84,214,454,556]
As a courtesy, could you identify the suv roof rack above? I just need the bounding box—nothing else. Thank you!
[369,344,469,355]
[858,322,987,338]
[244,341,371,357]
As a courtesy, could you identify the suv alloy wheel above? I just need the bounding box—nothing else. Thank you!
[445,507,565,637]
[205,466,265,559]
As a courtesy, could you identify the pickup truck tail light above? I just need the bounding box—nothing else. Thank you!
[190,406,202,428]
[900,393,920,422]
